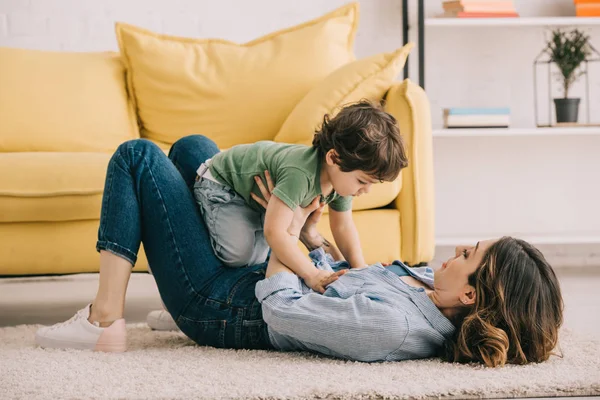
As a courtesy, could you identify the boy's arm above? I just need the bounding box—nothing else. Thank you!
[251,171,345,262]
[264,195,336,293]
[328,209,367,269]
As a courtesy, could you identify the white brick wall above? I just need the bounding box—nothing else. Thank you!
[0,0,403,54]
[1,0,599,252]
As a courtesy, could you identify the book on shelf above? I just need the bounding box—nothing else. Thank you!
[442,0,519,17]
[443,1,515,13]
[445,107,510,115]
[443,11,519,18]
[443,108,510,128]
[575,3,600,16]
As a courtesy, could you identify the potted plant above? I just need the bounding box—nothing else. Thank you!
[545,28,592,123]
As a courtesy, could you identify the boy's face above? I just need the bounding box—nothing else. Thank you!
[325,150,379,197]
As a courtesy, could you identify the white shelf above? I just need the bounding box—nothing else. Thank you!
[426,17,600,27]
[435,236,600,246]
[432,127,600,137]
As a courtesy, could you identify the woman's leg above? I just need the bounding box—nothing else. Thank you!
[36,138,223,350]
[89,251,133,325]
[147,134,221,331]
[94,135,221,325]
[168,134,220,190]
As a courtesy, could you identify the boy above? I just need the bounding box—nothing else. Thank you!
[193,100,408,292]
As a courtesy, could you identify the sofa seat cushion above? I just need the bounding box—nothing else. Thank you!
[0,153,110,223]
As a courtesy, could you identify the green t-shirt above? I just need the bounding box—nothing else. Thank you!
[209,141,352,213]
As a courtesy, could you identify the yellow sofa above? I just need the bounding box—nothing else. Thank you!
[0,4,434,276]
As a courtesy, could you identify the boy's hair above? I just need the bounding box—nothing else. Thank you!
[312,100,407,182]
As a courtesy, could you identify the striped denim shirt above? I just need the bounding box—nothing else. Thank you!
[255,248,456,362]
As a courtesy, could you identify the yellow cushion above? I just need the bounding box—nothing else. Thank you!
[274,43,414,145]
[116,3,359,149]
[0,47,139,152]
[300,209,401,264]
[335,179,401,212]
[0,152,110,222]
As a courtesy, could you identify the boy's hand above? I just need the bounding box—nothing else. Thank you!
[304,269,347,294]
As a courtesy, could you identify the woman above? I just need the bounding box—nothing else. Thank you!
[35,135,563,367]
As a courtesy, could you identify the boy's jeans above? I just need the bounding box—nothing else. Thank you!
[193,165,269,267]
[95,135,273,350]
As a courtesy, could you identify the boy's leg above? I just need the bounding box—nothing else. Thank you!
[194,180,269,267]
[36,139,224,350]
[169,134,269,267]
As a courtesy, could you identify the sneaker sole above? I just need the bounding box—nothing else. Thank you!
[35,333,126,352]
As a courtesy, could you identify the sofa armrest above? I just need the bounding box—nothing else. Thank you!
[384,79,435,265]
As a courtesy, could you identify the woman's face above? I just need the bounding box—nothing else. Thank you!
[433,239,497,308]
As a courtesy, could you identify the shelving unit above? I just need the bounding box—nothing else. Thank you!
[433,127,600,137]
[426,16,600,27]
[402,4,600,251]
[419,15,600,134]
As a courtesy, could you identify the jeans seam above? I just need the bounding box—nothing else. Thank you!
[133,147,200,298]
[98,153,116,240]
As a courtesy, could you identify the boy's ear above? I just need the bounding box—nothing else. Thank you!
[325,149,338,166]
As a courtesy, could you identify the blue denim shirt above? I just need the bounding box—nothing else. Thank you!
[255,249,456,362]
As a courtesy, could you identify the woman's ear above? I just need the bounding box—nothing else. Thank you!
[459,285,476,306]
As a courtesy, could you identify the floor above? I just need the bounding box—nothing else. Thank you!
[1,270,599,400]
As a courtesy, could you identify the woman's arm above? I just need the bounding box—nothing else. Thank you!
[328,209,367,268]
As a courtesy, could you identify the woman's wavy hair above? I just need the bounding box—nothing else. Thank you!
[312,100,407,182]
[443,237,564,367]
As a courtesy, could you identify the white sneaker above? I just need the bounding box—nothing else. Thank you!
[35,304,127,352]
[146,309,180,331]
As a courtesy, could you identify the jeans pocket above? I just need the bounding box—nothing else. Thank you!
[176,315,227,348]
[242,319,269,349]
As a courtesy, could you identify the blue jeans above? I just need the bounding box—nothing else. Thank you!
[96,135,273,350]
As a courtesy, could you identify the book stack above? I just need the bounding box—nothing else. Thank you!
[442,1,519,18]
[443,108,511,129]
[575,0,600,16]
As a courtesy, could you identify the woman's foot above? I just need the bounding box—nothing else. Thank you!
[35,304,127,352]
[146,309,179,331]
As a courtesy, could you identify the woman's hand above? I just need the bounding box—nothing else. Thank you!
[251,170,344,259]
[251,171,325,237]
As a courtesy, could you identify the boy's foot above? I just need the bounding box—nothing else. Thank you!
[35,304,127,352]
[146,310,179,331]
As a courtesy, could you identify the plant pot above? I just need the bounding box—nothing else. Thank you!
[554,98,580,123]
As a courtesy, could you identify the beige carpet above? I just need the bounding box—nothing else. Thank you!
[1,324,599,400]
